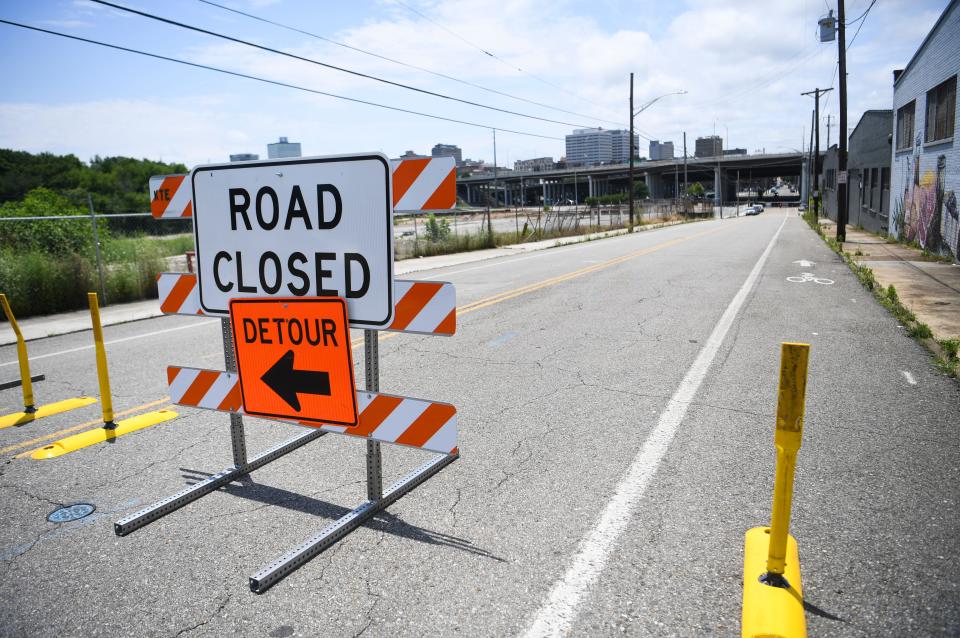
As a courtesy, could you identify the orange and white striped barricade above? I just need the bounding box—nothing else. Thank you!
[149,174,192,218]
[119,157,459,593]
[155,272,456,335]
[390,156,456,212]
[147,155,456,219]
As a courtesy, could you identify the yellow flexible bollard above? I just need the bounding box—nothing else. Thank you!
[742,342,810,638]
[88,293,116,428]
[25,294,178,458]
[0,293,35,413]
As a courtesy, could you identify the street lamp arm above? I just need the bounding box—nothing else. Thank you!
[633,90,687,117]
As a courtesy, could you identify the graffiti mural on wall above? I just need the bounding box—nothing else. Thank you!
[892,134,959,260]
[892,135,960,260]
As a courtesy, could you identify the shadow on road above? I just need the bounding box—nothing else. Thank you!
[180,467,507,563]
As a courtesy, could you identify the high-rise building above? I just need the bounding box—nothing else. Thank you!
[398,150,429,159]
[695,135,723,158]
[565,128,638,166]
[267,136,302,159]
[649,140,675,160]
[514,157,555,172]
[229,153,259,162]
[431,144,462,165]
[610,130,638,164]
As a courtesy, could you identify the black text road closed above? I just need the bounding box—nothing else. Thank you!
[192,154,394,327]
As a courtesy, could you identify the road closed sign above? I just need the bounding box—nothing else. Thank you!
[191,153,393,327]
[230,297,358,426]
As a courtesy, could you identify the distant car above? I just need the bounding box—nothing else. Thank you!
[744,204,762,216]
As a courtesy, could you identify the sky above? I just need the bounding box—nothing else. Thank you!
[0,0,949,169]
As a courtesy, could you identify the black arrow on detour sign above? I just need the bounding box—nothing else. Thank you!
[261,349,331,412]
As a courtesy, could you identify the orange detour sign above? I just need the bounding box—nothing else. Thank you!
[229,297,358,426]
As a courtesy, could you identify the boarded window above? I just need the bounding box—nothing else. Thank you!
[880,167,890,214]
[925,76,957,143]
[896,101,915,150]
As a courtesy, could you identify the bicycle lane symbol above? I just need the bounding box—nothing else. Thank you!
[787,272,834,285]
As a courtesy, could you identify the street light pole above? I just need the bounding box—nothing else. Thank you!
[629,82,687,231]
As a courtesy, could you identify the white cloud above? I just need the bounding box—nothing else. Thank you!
[2,0,948,164]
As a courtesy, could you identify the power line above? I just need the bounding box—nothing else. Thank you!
[846,0,878,25]
[195,0,625,128]
[91,0,599,130]
[846,0,877,49]
[0,19,563,141]
[391,0,613,114]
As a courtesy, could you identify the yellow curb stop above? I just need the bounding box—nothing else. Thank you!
[29,409,178,459]
[0,397,98,430]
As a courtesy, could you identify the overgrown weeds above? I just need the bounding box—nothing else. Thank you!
[0,233,195,318]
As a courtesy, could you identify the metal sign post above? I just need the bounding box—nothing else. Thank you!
[365,330,383,501]
[221,318,248,467]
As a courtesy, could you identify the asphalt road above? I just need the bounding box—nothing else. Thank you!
[1,210,958,637]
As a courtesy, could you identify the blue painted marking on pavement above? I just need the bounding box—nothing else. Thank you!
[488,331,520,348]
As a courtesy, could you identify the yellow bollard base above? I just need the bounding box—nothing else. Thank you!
[0,397,98,430]
[29,409,178,459]
[742,527,806,638]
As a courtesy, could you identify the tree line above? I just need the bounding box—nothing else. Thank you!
[0,149,189,235]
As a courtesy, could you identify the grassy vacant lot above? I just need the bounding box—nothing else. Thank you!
[0,233,193,318]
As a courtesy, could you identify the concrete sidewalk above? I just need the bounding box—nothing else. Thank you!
[0,220,687,345]
[821,218,960,340]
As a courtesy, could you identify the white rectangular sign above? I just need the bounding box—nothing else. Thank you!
[191,153,394,327]
[837,170,847,185]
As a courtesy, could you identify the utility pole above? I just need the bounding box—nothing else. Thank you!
[801,87,833,221]
[836,0,849,242]
[628,72,635,232]
[683,131,688,196]
[808,110,815,212]
[826,113,832,149]
[489,129,497,242]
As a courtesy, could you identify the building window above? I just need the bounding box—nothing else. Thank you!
[925,76,957,143]
[881,167,890,214]
[896,100,915,151]
[825,168,836,190]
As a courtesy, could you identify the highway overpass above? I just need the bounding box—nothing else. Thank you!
[457,151,818,207]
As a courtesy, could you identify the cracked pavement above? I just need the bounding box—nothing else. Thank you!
[0,212,958,636]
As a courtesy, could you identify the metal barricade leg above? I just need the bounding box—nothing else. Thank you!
[222,318,248,467]
[365,329,383,501]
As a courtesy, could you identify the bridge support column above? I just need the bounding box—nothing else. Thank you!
[714,166,724,206]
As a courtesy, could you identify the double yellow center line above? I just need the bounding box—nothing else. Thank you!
[351,225,721,348]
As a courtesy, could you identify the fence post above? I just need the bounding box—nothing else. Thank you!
[87,195,107,306]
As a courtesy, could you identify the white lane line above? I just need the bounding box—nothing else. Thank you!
[521,214,788,638]
[901,370,917,385]
[0,320,219,368]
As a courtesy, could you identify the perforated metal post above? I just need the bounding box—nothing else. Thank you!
[222,318,248,467]
[364,329,383,501]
